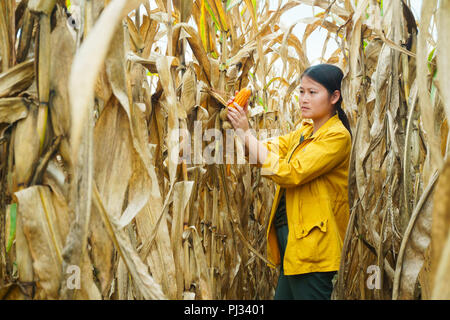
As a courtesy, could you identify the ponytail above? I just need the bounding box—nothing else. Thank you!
[336,104,352,139]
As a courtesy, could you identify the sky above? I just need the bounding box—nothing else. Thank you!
[269,0,423,64]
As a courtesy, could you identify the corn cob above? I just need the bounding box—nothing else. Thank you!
[228,88,251,109]
[220,88,252,122]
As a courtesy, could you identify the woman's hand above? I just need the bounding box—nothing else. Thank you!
[227,90,250,133]
[225,91,268,165]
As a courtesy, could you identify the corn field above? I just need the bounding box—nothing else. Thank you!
[0,0,449,300]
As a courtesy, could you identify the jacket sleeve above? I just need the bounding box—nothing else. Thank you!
[255,131,293,163]
[260,130,350,188]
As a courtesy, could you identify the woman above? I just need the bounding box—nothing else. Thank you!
[227,64,352,300]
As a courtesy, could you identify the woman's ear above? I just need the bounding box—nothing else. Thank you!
[331,90,341,105]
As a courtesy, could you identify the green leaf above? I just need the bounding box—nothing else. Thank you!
[428,48,436,62]
[6,203,17,253]
[66,0,71,11]
[427,47,436,73]
[205,0,221,31]
[257,97,267,112]
[264,77,278,90]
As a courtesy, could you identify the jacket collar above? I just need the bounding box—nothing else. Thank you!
[301,113,340,140]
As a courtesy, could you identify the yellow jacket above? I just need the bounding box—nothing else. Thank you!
[259,114,351,275]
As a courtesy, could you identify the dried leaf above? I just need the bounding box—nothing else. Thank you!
[0,97,29,124]
[0,60,34,98]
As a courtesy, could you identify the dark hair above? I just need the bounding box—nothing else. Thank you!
[301,64,352,138]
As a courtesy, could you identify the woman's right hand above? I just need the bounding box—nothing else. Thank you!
[227,90,250,133]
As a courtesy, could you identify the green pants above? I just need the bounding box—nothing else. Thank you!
[274,224,336,300]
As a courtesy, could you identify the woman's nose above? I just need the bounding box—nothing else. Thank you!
[301,94,310,103]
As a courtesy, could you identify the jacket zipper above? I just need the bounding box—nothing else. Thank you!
[287,133,311,163]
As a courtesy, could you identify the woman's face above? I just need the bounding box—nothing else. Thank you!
[299,76,340,121]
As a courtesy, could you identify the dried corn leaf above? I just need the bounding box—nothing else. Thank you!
[0,97,29,124]
[430,158,450,298]
[394,173,437,299]
[432,231,450,299]
[69,0,146,160]
[91,96,133,296]
[14,201,35,298]
[127,51,180,74]
[15,185,100,299]
[188,226,213,299]
[49,7,75,139]
[180,65,197,118]
[13,104,40,189]
[27,0,56,14]
[176,23,211,84]
[105,20,153,231]
[92,183,166,300]
[0,60,34,98]
[437,0,450,131]
[156,55,180,186]
[171,181,194,299]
